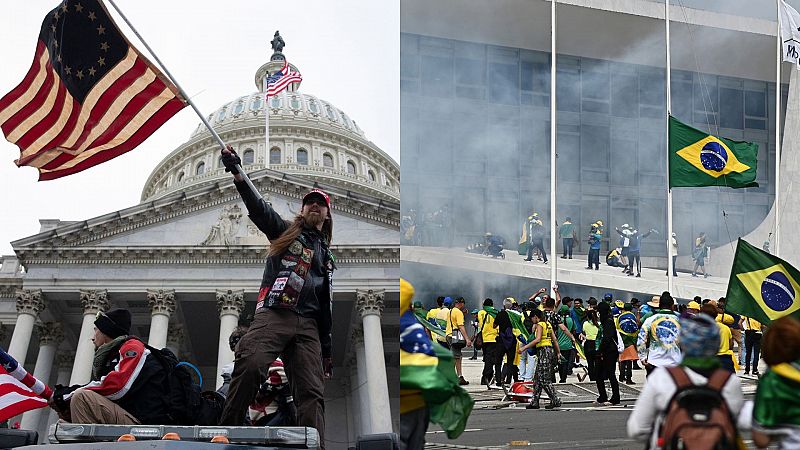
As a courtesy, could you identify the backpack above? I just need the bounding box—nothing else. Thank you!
[659,367,739,450]
[145,345,224,425]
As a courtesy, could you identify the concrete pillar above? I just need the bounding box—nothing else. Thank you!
[166,323,186,357]
[216,289,244,389]
[47,351,75,436]
[70,290,109,385]
[147,289,175,349]
[8,289,45,364]
[21,322,63,431]
[352,331,370,436]
[356,289,391,434]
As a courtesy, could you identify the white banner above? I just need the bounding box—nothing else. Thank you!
[780,0,800,66]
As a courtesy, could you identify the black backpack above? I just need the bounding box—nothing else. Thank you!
[145,345,224,425]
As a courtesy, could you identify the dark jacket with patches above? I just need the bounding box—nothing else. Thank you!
[235,181,334,358]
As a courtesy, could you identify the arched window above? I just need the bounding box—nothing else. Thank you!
[243,149,255,165]
[217,108,226,121]
[368,170,376,182]
[325,104,337,121]
[270,147,281,164]
[251,97,263,111]
[196,162,205,175]
[347,160,357,175]
[270,96,281,108]
[323,153,334,168]
[290,96,301,110]
[296,148,308,165]
[177,171,184,182]
[234,101,244,115]
[308,99,319,114]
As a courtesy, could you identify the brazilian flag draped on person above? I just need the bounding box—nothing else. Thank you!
[669,116,759,188]
[400,279,473,438]
[725,239,800,324]
[414,308,445,337]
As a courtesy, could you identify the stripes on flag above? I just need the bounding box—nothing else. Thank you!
[266,60,302,98]
[0,0,187,180]
[0,349,50,423]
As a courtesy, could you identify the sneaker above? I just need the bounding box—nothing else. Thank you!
[524,258,532,261]
[459,376,469,386]
[692,273,697,277]
[743,370,749,375]
[627,272,634,276]
[586,266,593,269]
[595,267,599,270]
[526,401,540,409]
[561,256,567,259]
[636,273,641,277]
[752,370,760,376]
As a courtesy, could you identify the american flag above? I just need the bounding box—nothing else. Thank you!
[265,60,302,98]
[0,0,187,180]
[0,349,51,423]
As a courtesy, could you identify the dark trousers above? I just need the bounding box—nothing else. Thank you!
[595,352,620,403]
[220,309,325,446]
[528,239,547,262]
[500,341,518,383]
[628,251,641,274]
[584,341,597,381]
[718,354,735,373]
[482,342,503,384]
[588,248,600,269]
[562,238,573,258]
[744,331,762,371]
[558,348,575,382]
[399,406,429,450]
[671,255,678,276]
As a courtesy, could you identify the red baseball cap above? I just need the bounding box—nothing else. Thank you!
[303,189,331,209]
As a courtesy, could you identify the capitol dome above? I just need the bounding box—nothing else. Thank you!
[141,54,399,203]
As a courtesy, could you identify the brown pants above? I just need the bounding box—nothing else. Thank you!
[219,308,325,444]
[70,389,140,425]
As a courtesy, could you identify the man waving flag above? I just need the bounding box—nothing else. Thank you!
[669,116,759,188]
[0,0,187,180]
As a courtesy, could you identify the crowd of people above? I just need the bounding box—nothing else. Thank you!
[409,287,800,449]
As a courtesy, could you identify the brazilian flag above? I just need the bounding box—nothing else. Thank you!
[725,239,800,324]
[669,116,758,188]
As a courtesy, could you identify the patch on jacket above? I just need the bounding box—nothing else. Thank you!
[124,350,138,358]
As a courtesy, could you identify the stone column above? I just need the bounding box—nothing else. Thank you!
[20,322,62,430]
[47,351,75,434]
[8,289,45,364]
[147,289,176,349]
[166,323,186,357]
[70,290,108,385]
[351,328,371,435]
[356,289,391,433]
[216,289,244,389]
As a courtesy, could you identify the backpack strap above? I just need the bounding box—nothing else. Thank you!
[666,366,693,390]
[705,369,732,391]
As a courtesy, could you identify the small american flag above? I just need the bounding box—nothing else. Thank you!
[0,0,187,180]
[265,60,302,98]
[0,349,51,423]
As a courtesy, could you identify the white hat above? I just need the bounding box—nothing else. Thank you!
[622,224,629,229]
[671,232,677,237]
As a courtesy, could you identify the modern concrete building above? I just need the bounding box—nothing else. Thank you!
[0,47,400,448]
[401,0,800,302]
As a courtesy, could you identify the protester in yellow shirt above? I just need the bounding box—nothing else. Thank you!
[477,299,501,386]
[426,297,445,342]
[700,304,734,372]
[743,316,763,375]
[445,297,472,385]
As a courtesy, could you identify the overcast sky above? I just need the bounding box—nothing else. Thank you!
[0,0,399,255]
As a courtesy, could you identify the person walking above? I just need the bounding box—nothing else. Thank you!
[446,297,472,385]
[582,309,600,381]
[518,309,561,409]
[219,147,332,443]
[477,299,502,386]
[692,232,709,278]
[559,217,575,259]
[556,305,577,383]
[743,315,763,375]
[594,302,620,405]
[636,294,681,376]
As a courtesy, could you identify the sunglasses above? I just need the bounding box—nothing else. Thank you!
[304,198,328,207]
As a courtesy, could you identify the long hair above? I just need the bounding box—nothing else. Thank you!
[268,214,333,257]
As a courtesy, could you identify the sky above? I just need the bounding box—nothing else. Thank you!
[0,0,399,255]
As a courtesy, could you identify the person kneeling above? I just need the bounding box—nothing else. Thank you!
[51,309,171,425]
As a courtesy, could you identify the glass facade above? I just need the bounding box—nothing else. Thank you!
[401,33,786,258]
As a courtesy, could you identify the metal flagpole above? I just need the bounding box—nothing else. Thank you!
[775,0,782,257]
[103,0,262,199]
[666,0,674,293]
[550,0,558,297]
[265,77,271,170]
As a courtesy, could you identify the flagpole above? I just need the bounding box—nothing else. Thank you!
[775,0,782,257]
[265,77,271,169]
[550,0,558,297]
[103,0,262,200]
[666,0,674,294]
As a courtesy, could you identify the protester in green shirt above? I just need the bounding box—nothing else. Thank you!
[556,305,577,383]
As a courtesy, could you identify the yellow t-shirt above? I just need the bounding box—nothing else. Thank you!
[478,310,498,343]
[745,316,762,332]
[446,307,465,336]
[583,321,599,341]
[536,321,554,348]
[426,307,440,322]
[434,307,450,342]
[716,322,733,356]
